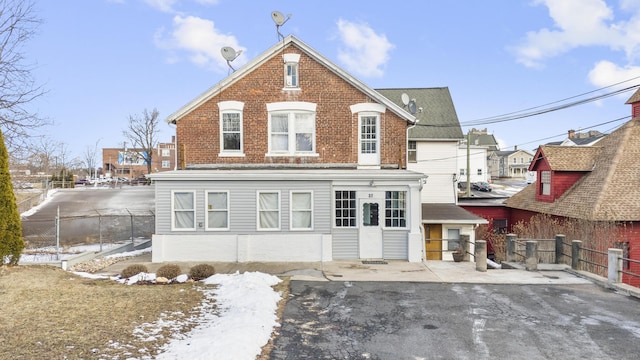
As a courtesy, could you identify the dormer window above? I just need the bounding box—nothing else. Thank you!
[283,53,300,89]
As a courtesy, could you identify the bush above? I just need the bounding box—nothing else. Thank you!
[189,264,216,281]
[156,264,181,279]
[120,264,148,279]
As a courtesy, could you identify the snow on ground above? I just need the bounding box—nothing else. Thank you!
[20,188,58,217]
[75,266,282,360]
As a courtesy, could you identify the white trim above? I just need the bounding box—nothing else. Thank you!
[171,190,196,231]
[267,107,317,156]
[282,53,300,63]
[219,105,244,156]
[205,190,230,231]
[290,190,314,231]
[350,103,386,114]
[267,101,316,112]
[257,190,281,231]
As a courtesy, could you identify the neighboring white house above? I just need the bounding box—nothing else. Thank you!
[377,88,488,261]
[456,144,488,185]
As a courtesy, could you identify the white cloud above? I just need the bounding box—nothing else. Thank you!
[154,15,246,73]
[588,60,640,88]
[513,0,625,68]
[335,19,394,78]
[144,0,178,13]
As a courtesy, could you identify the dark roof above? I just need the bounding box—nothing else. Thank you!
[505,119,640,221]
[468,132,499,150]
[421,203,488,224]
[376,88,464,140]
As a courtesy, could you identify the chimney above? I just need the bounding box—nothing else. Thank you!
[514,145,517,151]
[568,129,575,139]
[171,135,176,143]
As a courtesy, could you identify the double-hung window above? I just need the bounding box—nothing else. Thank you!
[267,102,317,156]
[218,101,244,156]
[283,53,300,89]
[172,191,195,231]
[385,191,407,228]
[206,191,229,230]
[408,141,417,163]
[540,171,551,195]
[290,191,313,230]
[257,191,280,231]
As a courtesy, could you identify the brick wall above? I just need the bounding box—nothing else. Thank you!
[175,43,407,168]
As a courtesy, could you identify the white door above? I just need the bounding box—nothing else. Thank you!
[359,198,383,259]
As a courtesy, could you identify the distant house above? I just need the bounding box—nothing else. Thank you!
[376,88,487,261]
[466,128,500,179]
[547,129,606,146]
[495,148,534,179]
[102,136,176,179]
[148,36,425,263]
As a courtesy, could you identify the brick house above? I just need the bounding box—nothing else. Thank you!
[148,35,425,263]
[102,136,176,179]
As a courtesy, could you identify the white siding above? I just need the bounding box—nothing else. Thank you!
[408,141,458,203]
[383,230,407,259]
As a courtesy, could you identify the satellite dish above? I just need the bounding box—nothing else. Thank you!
[401,93,410,106]
[408,100,417,115]
[271,11,291,41]
[220,46,242,72]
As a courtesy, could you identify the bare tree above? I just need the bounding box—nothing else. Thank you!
[0,0,47,153]
[122,108,159,175]
[28,135,58,174]
[82,139,100,179]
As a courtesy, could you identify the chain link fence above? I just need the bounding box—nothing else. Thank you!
[21,209,155,253]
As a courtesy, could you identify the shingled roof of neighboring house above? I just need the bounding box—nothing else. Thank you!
[505,119,640,221]
[421,203,488,224]
[625,88,640,104]
[535,145,600,171]
[376,88,464,140]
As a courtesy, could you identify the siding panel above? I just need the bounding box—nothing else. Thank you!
[383,230,408,259]
[332,229,359,258]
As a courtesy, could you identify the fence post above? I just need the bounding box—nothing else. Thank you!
[608,248,623,284]
[460,234,470,261]
[571,240,582,270]
[506,234,517,262]
[475,240,487,272]
[525,240,538,271]
[555,234,565,264]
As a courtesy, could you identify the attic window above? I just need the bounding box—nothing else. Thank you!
[540,170,551,196]
[283,53,300,89]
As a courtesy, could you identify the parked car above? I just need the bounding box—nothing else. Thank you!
[472,181,492,192]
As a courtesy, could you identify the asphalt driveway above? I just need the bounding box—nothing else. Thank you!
[270,281,640,359]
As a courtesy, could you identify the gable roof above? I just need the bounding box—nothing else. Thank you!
[166,35,415,124]
[468,131,499,150]
[534,145,600,171]
[506,119,640,221]
[625,88,640,104]
[375,88,464,140]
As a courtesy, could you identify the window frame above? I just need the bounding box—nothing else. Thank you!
[283,53,301,90]
[205,191,229,231]
[171,190,196,231]
[218,101,245,157]
[384,191,407,229]
[408,140,417,163]
[540,170,551,195]
[334,190,357,228]
[161,160,171,168]
[266,102,317,156]
[290,190,313,231]
[161,148,170,157]
[257,190,281,231]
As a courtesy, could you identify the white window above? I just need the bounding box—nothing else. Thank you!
[283,53,300,89]
[335,190,356,227]
[408,141,417,163]
[541,171,551,195]
[385,191,407,228]
[477,169,482,175]
[171,191,195,231]
[290,191,313,230]
[161,148,170,157]
[161,160,170,168]
[350,104,385,167]
[218,101,244,156]
[360,115,378,154]
[206,191,229,230]
[267,102,317,156]
[460,169,465,176]
[257,191,280,230]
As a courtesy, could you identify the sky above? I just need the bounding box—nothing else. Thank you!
[21,0,640,161]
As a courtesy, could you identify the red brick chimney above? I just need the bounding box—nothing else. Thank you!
[568,129,575,139]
